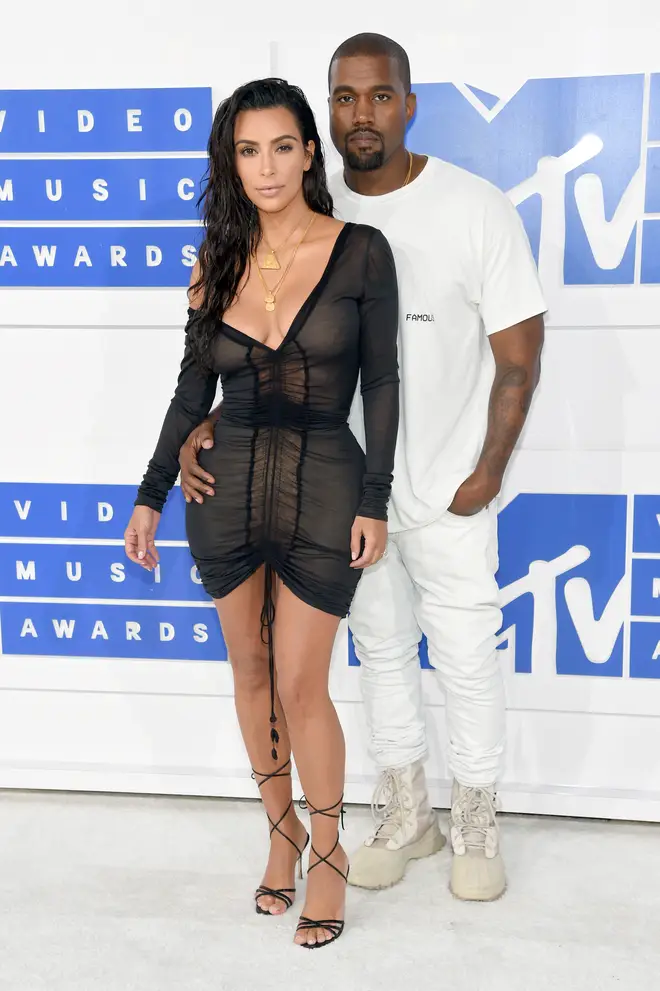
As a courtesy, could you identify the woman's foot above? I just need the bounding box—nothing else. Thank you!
[294,842,349,945]
[256,813,309,915]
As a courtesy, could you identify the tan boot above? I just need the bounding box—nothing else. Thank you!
[348,760,446,890]
[449,782,506,901]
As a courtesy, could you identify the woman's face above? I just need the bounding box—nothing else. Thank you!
[233,106,314,213]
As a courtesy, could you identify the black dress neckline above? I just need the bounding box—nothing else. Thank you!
[219,222,354,354]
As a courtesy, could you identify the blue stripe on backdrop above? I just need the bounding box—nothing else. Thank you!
[0,88,212,153]
[633,496,660,553]
[0,158,209,222]
[0,226,203,286]
[0,544,208,601]
[631,560,660,617]
[648,74,660,141]
[0,484,187,540]
[0,601,226,660]
[630,622,660,679]
[2,484,660,677]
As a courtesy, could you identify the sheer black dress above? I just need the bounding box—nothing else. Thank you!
[135,223,399,757]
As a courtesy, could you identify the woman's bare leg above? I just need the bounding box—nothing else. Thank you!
[214,568,307,914]
[273,585,348,946]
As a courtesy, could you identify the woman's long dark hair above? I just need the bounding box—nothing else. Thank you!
[189,78,334,369]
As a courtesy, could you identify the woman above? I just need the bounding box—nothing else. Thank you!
[124,78,399,948]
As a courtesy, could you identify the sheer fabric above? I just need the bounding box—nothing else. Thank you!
[135,223,399,757]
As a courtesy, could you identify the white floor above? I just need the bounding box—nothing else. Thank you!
[1,791,658,991]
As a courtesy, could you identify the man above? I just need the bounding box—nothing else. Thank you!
[178,34,546,902]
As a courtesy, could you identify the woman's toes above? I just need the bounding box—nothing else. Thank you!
[295,929,317,946]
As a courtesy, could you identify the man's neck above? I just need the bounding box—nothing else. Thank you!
[343,148,425,196]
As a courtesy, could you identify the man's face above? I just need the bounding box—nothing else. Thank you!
[329,53,414,171]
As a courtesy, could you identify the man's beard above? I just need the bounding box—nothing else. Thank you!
[344,131,385,172]
[345,147,385,171]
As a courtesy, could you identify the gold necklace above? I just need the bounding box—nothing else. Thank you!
[255,213,316,312]
[403,150,414,187]
[259,218,301,271]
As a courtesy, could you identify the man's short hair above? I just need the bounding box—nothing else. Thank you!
[328,33,411,94]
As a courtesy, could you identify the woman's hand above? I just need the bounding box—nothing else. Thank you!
[124,506,161,571]
[350,516,388,569]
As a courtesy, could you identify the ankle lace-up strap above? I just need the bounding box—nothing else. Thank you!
[299,794,346,831]
[251,757,291,788]
[298,795,348,883]
[252,758,305,858]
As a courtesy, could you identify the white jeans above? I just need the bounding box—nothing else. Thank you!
[349,506,505,787]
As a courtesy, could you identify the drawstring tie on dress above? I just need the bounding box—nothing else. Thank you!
[260,562,279,761]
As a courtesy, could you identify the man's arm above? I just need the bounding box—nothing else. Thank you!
[448,314,544,516]
[178,404,222,504]
[480,315,544,479]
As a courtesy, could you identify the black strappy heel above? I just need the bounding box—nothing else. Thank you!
[295,795,349,948]
[252,758,309,916]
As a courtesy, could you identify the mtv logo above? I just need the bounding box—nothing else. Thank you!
[496,494,627,677]
[347,495,628,680]
[409,74,656,286]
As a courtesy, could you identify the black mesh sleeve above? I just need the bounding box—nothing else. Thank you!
[135,309,219,513]
[356,229,400,520]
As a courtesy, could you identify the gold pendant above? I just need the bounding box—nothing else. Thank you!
[265,301,275,312]
[261,251,280,271]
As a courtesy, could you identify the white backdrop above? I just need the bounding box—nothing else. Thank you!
[2,0,660,821]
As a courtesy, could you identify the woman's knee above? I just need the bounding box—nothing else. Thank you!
[276,664,329,720]
[228,639,270,692]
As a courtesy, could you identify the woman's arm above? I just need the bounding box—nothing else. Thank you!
[135,307,219,513]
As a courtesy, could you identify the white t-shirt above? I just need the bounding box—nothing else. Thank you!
[329,156,547,532]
